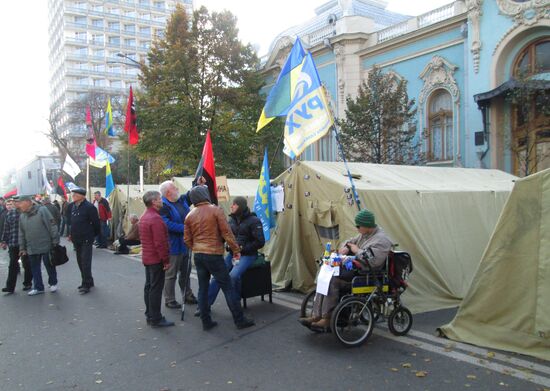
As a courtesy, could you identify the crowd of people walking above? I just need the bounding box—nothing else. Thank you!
[1,180,262,332]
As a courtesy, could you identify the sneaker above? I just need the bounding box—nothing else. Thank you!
[79,287,90,294]
[2,287,14,293]
[184,294,198,304]
[22,285,32,291]
[194,309,201,317]
[28,289,45,296]
[49,285,58,293]
[235,317,255,330]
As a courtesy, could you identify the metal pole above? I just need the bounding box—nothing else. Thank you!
[86,157,90,201]
[332,123,362,211]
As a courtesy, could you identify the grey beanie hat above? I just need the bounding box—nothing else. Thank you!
[189,185,211,206]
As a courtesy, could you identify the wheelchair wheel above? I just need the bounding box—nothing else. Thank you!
[331,297,374,347]
[388,306,413,336]
[300,289,316,318]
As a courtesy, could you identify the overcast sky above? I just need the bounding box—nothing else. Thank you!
[0,0,452,179]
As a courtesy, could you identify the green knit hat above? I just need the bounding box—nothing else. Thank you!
[355,209,376,228]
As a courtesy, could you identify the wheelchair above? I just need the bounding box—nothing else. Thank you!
[300,250,413,347]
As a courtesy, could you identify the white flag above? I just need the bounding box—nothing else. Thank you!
[41,161,53,195]
[63,154,81,180]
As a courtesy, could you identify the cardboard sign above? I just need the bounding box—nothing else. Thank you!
[216,176,230,202]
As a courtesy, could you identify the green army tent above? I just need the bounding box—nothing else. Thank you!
[172,177,259,215]
[439,169,550,360]
[265,161,517,313]
[106,184,159,239]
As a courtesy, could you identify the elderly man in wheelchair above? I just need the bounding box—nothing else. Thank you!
[300,209,393,330]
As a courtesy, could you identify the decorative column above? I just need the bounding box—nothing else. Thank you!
[333,43,346,116]
[466,0,483,74]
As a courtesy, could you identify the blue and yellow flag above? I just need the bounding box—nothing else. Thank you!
[104,98,114,136]
[283,52,334,157]
[105,161,115,197]
[254,148,275,241]
[257,39,306,132]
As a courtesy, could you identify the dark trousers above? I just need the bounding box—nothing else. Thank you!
[97,221,108,247]
[194,253,244,325]
[118,238,140,254]
[4,246,32,291]
[28,253,57,291]
[179,252,194,300]
[74,240,94,288]
[144,263,165,323]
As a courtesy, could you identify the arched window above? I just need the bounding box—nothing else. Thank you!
[513,37,550,77]
[428,89,453,161]
[511,38,550,176]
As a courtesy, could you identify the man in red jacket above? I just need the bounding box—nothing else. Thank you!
[138,190,174,328]
[93,191,111,249]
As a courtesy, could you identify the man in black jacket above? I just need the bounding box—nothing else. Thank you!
[67,188,100,294]
[206,196,265,306]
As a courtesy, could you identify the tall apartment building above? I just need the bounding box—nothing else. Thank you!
[48,0,193,145]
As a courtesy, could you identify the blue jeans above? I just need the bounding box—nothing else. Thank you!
[208,254,256,305]
[28,253,57,291]
[194,253,244,325]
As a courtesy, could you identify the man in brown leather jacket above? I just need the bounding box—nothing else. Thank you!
[184,185,254,331]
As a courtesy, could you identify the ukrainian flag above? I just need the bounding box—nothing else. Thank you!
[253,148,275,241]
[104,98,114,136]
[105,161,115,197]
[257,38,306,132]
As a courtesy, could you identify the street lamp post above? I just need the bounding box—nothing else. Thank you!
[116,52,141,68]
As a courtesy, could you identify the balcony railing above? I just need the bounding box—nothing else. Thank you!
[307,25,336,46]
[376,1,464,44]
[377,20,409,43]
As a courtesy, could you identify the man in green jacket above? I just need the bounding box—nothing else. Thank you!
[16,195,60,296]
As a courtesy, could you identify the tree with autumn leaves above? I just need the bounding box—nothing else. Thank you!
[136,5,284,181]
[338,66,421,165]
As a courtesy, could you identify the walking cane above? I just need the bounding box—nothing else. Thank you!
[181,251,193,321]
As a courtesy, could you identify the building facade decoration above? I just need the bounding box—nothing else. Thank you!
[418,56,461,162]
[419,56,460,107]
[260,0,549,175]
[467,0,483,73]
[333,43,346,106]
[496,0,550,26]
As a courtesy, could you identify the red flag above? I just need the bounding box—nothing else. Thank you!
[124,86,139,145]
[56,176,68,200]
[85,106,97,159]
[193,130,218,205]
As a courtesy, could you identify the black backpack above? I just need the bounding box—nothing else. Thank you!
[388,251,413,290]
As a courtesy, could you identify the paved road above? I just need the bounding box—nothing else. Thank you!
[0,243,549,391]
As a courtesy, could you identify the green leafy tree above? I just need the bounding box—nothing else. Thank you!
[338,66,420,164]
[137,5,283,179]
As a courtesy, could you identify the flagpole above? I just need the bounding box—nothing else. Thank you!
[127,132,130,221]
[86,157,90,201]
[323,85,362,211]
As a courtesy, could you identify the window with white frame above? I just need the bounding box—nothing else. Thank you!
[428,89,453,161]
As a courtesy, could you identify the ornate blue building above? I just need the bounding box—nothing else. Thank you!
[261,0,549,175]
